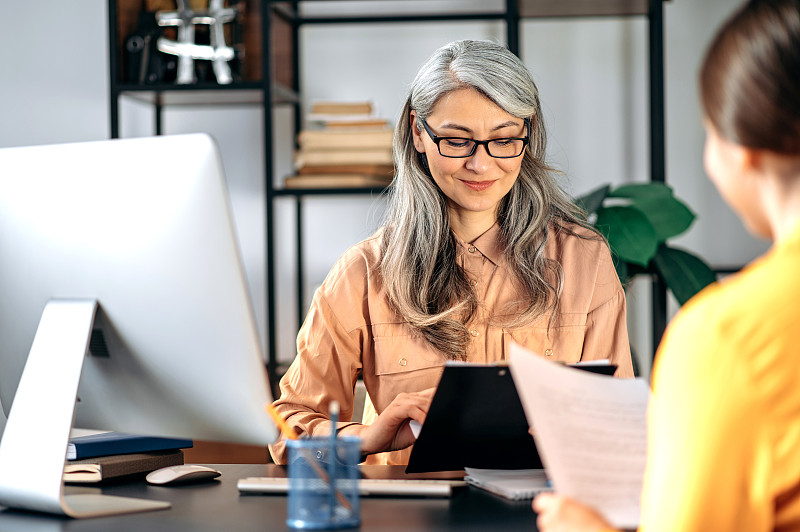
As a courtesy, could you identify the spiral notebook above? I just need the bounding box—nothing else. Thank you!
[463,468,551,500]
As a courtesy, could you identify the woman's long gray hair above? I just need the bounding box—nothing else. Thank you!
[380,40,595,360]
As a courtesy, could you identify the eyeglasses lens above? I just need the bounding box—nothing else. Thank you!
[438,139,525,158]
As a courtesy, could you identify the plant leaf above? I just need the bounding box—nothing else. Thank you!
[595,206,658,266]
[608,182,674,199]
[651,245,717,305]
[574,184,610,215]
[631,196,696,241]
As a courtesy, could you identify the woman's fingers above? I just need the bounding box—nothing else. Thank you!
[360,387,436,455]
[532,493,614,532]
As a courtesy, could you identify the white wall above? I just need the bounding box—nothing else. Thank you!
[665,0,770,268]
[0,0,761,427]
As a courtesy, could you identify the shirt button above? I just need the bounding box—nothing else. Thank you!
[544,349,553,357]
[470,329,479,337]
[469,279,478,287]
[467,246,476,253]
[398,357,407,366]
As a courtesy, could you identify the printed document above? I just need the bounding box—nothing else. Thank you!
[508,342,649,529]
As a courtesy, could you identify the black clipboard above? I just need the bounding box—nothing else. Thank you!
[405,361,616,473]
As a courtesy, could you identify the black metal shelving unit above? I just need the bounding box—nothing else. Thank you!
[107,0,300,396]
[107,0,669,393]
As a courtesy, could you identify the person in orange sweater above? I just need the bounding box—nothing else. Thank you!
[533,1,800,530]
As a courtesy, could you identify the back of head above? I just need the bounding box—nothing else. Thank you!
[700,0,800,154]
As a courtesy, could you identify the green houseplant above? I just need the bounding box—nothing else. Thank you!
[576,182,717,305]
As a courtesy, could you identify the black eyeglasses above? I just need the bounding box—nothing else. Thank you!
[420,118,530,158]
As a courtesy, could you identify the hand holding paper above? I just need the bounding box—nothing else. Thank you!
[508,342,649,530]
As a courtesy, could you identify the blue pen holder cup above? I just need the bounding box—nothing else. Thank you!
[286,436,361,529]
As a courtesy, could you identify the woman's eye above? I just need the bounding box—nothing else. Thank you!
[493,139,514,147]
[443,139,471,148]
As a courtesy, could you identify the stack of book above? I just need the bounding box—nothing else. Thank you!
[63,431,193,484]
[285,101,395,189]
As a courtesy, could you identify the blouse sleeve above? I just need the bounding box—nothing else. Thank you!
[268,289,365,464]
[579,237,634,378]
[583,289,634,378]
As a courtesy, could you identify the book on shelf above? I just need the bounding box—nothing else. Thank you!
[297,128,393,151]
[295,149,393,168]
[63,449,185,484]
[295,99,395,175]
[297,163,394,177]
[67,431,193,460]
[307,100,390,129]
[320,118,391,129]
[310,101,373,115]
[284,174,392,189]
[464,468,552,501]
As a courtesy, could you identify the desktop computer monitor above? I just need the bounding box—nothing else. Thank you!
[0,134,277,517]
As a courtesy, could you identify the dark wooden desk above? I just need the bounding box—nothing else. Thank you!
[0,465,538,531]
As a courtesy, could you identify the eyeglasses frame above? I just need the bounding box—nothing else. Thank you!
[419,117,531,159]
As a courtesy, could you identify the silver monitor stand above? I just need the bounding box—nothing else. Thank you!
[0,300,170,517]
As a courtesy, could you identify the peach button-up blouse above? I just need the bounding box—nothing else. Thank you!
[269,223,633,465]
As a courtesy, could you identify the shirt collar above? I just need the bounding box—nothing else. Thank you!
[453,222,505,266]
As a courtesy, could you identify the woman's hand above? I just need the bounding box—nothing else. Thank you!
[533,493,616,532]
[358,388,435,456]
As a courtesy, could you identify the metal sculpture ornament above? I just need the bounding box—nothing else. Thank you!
[156,0,238,84]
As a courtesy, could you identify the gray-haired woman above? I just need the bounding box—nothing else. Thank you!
[270,40,633,466]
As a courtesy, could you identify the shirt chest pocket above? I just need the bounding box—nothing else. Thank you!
[370,323,446,402]
[503,318,587,364]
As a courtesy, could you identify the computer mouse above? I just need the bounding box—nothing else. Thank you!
[146,464,221,485]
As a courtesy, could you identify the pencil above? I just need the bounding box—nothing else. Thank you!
[265,404,300,440]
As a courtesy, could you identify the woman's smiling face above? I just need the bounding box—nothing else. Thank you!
[411,88,527,226]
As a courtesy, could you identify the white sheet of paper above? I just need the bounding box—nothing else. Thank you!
[409,420,422,439]
[508,342,649,529]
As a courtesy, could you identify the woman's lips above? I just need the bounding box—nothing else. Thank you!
[460,179,496,191]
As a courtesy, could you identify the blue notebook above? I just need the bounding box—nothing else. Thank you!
[67,432,193,460]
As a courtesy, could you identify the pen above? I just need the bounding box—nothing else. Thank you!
[328,401,340,520]
[264,403,352,512]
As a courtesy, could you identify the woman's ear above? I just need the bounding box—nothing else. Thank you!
[741,147,765,176]
[410,110,425,153]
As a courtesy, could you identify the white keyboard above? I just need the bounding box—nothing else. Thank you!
[237,476,466,498]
